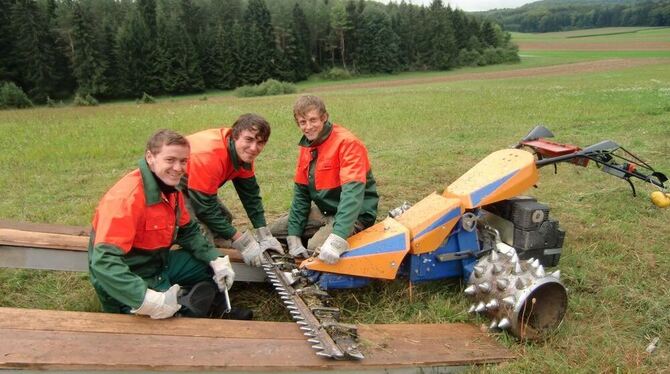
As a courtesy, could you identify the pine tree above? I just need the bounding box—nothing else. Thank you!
[155,3,204,94]
[243,0,277,81]
[344,0,361,72]
[100,19,120,98]
[45,0,75,98]
[238,23,266,85]
[275,25,298,82]
[481,20,499,47]
[71,2,107,96]
[292,3,313,76]
[138,0,157,37]
[197,24,219,90]
[393,0,419,70]
[137,0,160,94]
[330,2,352,70]
[425,0,457,70]
[221,22,243,88]
[10,0,58,102]
[356,6,400,74]
[115,7,153,97]
[0,0,17,82]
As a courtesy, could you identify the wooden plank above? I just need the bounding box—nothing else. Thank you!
[0,219,90,236]
[0,228,89,252]
[0,307,513,371]
[0,228,244,262]
[0,307,301,340]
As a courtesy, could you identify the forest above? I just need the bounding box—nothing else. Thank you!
[0,0,519,105]
[480,0,670,33]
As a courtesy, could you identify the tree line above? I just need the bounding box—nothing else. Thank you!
[481,0,670,33]
[0,0,518,104]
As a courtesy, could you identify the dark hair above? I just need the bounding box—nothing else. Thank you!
[231,113,271,142]
[293,95,327,119]
[145,129,189,154]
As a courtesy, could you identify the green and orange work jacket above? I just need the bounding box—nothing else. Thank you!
[88,159,219,310]
[184,128,267,239]
[288,122,379,239]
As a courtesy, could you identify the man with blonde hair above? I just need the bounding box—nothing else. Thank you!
[271,95,379,264]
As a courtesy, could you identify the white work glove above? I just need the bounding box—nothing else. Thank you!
[232,231,264,267]
[210,255,235,291]
[287,235,309,258]
[318,233,349,264]
[256,226,285,255]
[132,284,181,319]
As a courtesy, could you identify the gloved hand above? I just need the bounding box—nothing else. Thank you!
[256,226,285,255]
[132,284,181,319]
[287,235,309,258]
[210,255,235,290]
[317,233,349,264]
[232,231,263,267]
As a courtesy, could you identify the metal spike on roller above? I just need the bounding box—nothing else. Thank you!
[465,247,567,340]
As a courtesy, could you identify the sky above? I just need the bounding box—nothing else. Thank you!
[381,0,538,12]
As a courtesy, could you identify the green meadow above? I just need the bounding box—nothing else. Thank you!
[1,28,669,372]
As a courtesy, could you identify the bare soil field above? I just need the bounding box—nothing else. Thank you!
[311,58,667,92]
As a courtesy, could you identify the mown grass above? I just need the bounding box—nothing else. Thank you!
[1,28,669,372]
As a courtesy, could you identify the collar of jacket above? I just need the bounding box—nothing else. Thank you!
[298,121,333,148]
[227,134,252,171]
[138,158,163,206]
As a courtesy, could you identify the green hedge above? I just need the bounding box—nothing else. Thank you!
[234,79,297,98]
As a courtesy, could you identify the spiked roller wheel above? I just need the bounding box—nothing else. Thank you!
[465,242,567,340]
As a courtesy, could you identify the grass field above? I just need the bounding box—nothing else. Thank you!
[1,28,669,372]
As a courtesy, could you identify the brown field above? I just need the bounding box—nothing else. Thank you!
[310,58,667,92]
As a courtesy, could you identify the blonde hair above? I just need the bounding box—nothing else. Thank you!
[293,95,327,119]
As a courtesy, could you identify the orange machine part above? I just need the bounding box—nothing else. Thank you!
[302,217,410,280]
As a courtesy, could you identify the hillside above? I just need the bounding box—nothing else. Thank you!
[477,0,670,32]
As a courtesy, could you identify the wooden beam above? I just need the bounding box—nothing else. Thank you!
[0,226,265,282]
[0,307,513,371]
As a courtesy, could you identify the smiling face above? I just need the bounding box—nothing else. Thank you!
[145,144,189,186]
[234,129,266,164]
[295,108,328,141]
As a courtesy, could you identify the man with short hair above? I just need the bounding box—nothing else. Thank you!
[271,95,379,264]
[88,129,236,319]
[183,113,283,268]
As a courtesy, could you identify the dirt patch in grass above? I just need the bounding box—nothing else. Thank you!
[309,58,667,93]
[517,42,670,50]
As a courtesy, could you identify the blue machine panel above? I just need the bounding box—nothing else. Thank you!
[408,220,480,282]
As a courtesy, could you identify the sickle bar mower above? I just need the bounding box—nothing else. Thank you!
[267,125,668,359]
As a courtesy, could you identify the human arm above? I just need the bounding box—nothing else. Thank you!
[287,183,312,237]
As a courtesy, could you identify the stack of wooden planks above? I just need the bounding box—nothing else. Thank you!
[0,220,514,371]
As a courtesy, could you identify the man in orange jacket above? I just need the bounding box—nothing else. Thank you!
[271,95,379,264]
[183,114,283,267]
[88,130,235,319]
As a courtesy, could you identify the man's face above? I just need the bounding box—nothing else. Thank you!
[234,129,266,164]
[295,108,327,141]
[146,144,189,186]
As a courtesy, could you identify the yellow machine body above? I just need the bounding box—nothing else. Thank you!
[444,149,538,209]
[395,193,463,255]
[303,148,539,280]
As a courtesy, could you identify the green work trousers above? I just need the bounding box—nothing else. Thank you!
[93,249,213,314]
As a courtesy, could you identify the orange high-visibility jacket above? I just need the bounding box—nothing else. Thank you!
[184,128,266,239]
[288,123,378,238]
[89,159,219,309]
